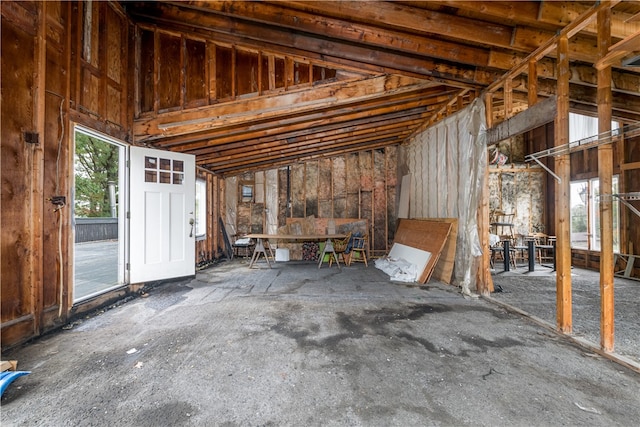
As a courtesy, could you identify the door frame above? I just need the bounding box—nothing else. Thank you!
[71,124,129,303]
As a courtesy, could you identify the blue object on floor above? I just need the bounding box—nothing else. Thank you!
[0,371,31,397]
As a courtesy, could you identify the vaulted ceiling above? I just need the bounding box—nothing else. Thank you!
[125,1,640,176]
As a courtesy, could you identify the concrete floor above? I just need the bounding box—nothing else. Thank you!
[2,259,640,426]
[489,262,640,367]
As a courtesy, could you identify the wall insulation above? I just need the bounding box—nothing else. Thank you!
[399,98,487,293]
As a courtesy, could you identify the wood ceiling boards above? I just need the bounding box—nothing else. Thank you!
[125,1,640,176]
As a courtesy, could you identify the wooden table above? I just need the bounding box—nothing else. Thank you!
[245,234,347,269]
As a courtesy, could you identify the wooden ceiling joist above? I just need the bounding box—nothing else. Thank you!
[125,1,640,175]
[135,74,436,142]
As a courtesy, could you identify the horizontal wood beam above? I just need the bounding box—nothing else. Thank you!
[486,0,620,93]
[186,109,432,157]
[129,3,502,85]
[487,96,557,144]
[195,117,423,164]
[151,86,457,150]
[134,75,436,142]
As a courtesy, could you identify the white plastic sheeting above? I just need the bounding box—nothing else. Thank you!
[225,176,238,239]
[374,257,419,283]
[399,98,487,294]
[265,169,279,235]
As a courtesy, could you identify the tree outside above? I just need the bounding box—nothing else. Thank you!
[74,133,120,217]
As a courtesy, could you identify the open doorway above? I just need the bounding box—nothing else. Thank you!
[73,126,126,302]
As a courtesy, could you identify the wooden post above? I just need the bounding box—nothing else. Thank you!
[597,6,615,352]
[32,0,47,328]
[528,59,538,107]
[504,78,513,119]
[477,91,494,295]
[555,34,573,333]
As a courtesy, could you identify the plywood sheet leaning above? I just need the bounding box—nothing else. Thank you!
[393,219,453,284]
[415,218,458,284]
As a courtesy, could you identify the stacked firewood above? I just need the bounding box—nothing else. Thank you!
[302,242,319,261]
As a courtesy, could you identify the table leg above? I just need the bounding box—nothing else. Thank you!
[318,238,340,269]
[249,238,271,269]
[528,239,535,272]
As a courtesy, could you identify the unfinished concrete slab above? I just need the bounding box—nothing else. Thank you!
[490,264,640,367]
[2,260,639,426]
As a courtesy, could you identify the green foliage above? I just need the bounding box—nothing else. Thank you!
[75,133,119,217]
[571,203,587,233]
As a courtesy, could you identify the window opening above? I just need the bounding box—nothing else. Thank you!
[195,178,207,240]
[570,176,619,253]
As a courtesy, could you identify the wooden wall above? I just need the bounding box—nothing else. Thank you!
[135,26,338,119]
[1,1,132,349]
[225,147,398,257]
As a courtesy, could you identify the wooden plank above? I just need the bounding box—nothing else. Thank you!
[620,161,640,171]
[598,7,615,353]
[555,34,573,334]
[1,360,18,372]
[167,89,447,151]
[528,59,538,107]
[413,218,458,285]
[134,75,435,141]
[486,96,556,144]
[393,219,452,284]
[398,175,411,219]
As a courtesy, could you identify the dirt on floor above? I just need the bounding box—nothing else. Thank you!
[489,265,640,366]
[2,259,640,426]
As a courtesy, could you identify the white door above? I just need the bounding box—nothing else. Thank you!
[129,146,195,283]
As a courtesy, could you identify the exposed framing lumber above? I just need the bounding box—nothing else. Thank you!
[486,96,556,144]
[171,92,449,152]
[134,75,436,141]
[555,34,572,334]
[477,91,494,296]
[486,0,620,95]
[130,4,494,87]
[597,7,615,353]
[195,117,421,166]
[32,0,47,333]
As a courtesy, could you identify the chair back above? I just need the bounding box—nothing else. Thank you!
[333,232,352,253]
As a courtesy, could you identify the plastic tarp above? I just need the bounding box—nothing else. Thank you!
[225,176,238,240]
[399,98,487,294]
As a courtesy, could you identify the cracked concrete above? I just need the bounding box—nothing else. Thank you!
[2,259,639,426]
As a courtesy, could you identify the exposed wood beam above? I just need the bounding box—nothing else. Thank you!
[152,86,456,150]
[487,0,620,94]
[134,75,437,142]
[182,0,505,64]
[597,6,615,353]
[199,125,412,170]
[208,139,400,176]
[280,0,601,62]
[195,117,423,164]
[555,34,572,334]
[595,28,640,70]
[426,1,639,39]
[128,3,504,86]
[487,96,556,144]
[185,108,432,157]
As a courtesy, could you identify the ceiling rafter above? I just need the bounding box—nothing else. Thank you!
[125,1,640,176]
